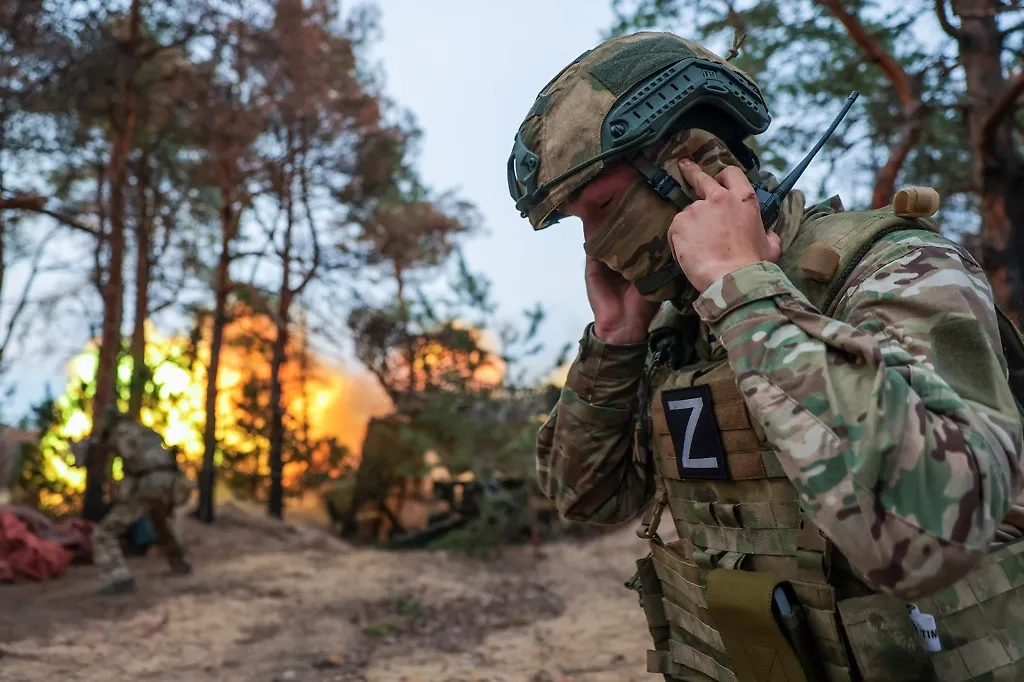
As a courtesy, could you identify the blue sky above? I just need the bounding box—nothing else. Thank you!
[0,0,617,420]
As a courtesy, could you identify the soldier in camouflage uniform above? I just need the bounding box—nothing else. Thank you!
[508,31,1024,681]
[76,407,194,595]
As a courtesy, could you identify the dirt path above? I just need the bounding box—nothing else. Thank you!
[0,505,655,682]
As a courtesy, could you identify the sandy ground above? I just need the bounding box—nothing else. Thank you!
[0,503,657,682]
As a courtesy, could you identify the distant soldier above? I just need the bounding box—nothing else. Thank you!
[73,406,194,595]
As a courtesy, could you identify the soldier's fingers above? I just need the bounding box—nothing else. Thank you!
[677,159,723,200]
[715,165,754,194]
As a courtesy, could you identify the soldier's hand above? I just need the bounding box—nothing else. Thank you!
[585,256,659,345]
[668,159,781,293]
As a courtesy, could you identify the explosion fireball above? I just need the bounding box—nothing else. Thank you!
[42,317,394,496]
[36,311,514,504]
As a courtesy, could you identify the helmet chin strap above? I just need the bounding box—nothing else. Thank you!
[627,152,689,297]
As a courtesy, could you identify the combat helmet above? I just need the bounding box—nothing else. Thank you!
[507,32,770,300]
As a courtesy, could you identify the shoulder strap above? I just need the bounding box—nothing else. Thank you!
[777,206,940,314]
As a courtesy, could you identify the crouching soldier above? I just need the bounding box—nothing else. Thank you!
[73,406,194,595]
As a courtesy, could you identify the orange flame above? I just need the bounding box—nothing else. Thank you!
[46,310,506,494]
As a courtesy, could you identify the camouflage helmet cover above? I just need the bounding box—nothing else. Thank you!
[508,32,768,230]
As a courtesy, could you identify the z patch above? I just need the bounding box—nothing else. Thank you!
[660,385,730,480]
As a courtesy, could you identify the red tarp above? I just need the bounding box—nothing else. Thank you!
[0,506,95,582]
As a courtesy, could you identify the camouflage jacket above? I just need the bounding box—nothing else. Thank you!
[537,200,1024,600]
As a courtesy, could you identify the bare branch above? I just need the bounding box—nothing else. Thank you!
[149,257,189,315]
[816,0,928,207]
[931,56,962,81]
[0,227,57,368]
[0,194,99,235]
[234,250,270,259]
[817,0,915,106]
[936,0,963,39]
[35,207,99,236]
[293,151,321,296]
[0,196,46,211]
[244,234,277,286]
[875,115,929,202]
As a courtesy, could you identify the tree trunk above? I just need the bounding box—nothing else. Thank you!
[267,300,289,518]
[196,203,235,523]
[953,0,1024,324]
[268,166,295,519]
[298,306,310,453]
[84,0,141,521]
[0,214,5,334]
[0,211,7,371]
[128,165,152,420]
[395,266,417,402]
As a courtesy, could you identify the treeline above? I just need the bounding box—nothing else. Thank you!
[0,1,564,521]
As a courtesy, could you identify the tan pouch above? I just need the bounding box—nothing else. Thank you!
[706,568,811,681]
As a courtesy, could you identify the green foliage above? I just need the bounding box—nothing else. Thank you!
[424,477,537,559]
[13,393,79,515]
[4,0,573,530]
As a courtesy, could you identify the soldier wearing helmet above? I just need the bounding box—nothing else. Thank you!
[77,407,194,595]
[509,32,1024,680]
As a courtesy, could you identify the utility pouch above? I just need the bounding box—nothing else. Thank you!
[706,568,816,682]
[836,593,934,681]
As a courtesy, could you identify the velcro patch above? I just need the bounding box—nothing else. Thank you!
[661,385,730,480]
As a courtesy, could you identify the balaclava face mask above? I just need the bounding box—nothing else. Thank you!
[582,128,757,303]
[582,128,807,306]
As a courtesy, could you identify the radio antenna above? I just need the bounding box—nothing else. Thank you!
[757,91,859,228]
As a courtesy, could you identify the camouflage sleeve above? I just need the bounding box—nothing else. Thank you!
[693,232,1024,601]
[535,323,656,524]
